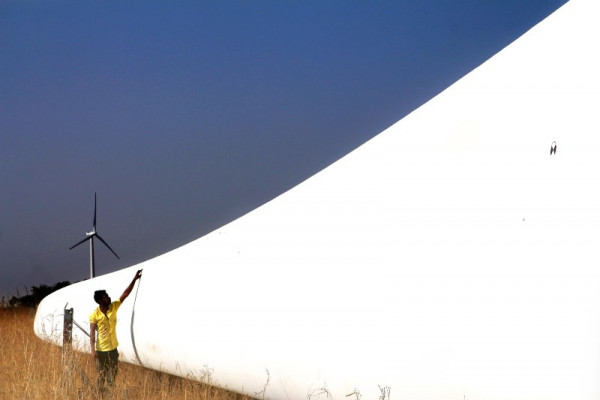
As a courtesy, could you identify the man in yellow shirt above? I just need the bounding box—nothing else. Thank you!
[89,270,142,392]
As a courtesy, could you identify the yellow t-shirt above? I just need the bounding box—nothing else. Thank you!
[89,299,121,352]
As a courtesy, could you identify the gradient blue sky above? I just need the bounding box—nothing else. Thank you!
[1,1,566,298]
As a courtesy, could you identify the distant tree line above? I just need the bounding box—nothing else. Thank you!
[1,281,71,308]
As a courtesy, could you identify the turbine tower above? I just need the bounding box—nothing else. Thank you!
[69,193,119,278]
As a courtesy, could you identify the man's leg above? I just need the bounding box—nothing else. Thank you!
[96,351,109,392]
[106,349,119,387]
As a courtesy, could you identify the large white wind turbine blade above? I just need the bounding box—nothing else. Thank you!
[35,1,600,399]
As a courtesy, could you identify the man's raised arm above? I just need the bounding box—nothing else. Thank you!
[120,269,142,303]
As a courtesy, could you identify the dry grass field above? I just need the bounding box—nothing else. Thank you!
[0,307,253,400]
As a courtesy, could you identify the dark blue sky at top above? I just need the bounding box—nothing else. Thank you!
[0,0,567,297]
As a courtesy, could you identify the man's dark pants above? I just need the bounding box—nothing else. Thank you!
[96,349,119,389]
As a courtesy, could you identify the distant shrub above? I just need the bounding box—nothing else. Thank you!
[4,281,71,309]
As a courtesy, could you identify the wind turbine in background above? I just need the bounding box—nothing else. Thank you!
[69,193,120,278]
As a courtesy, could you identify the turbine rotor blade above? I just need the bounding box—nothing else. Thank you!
[93,192,97,230]
[69,236,92,250]
[95,234,120,260]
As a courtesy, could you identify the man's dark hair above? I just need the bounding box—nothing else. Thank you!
[94,290,107,304]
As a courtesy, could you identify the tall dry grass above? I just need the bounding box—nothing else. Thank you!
[0,307,253,400]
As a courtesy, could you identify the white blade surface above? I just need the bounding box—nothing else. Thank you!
[35,1,600,399]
